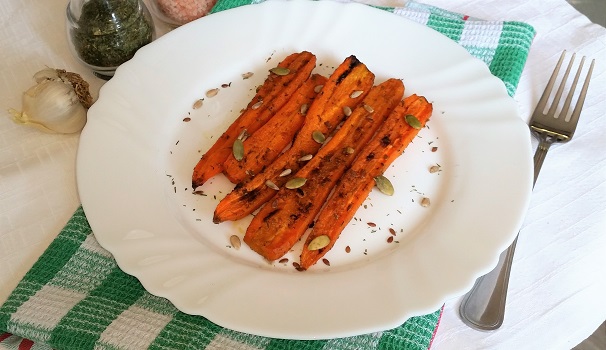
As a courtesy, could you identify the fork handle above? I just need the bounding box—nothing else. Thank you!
[458,136,553,330]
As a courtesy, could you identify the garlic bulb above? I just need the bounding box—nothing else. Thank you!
[10,68,93,134]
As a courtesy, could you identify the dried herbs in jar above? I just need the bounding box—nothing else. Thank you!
[67,0,154,73]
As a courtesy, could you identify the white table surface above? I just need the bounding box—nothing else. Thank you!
[1,0,604,349]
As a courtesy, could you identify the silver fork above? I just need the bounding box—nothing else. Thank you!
[458,50,595,331]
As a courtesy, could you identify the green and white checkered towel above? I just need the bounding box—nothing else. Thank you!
[0,1,535,349]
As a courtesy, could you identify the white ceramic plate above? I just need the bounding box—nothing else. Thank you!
[77,0,533,340]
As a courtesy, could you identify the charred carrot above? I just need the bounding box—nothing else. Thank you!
[243,79,405,261]
[299,94,433,269]
[191,51,316,188]
[222,74,328,184]
[213,55,375,223]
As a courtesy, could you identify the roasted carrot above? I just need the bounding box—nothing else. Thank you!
[243,79,405,261]
[191,51,316,188]
[222,74,328,184]
[213,55,375,223]
[299,94,433,269]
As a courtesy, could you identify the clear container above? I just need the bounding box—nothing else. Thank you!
[66,0,155,79]
[148,0,217,28]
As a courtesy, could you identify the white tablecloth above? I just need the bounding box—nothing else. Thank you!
[1,0,604,349]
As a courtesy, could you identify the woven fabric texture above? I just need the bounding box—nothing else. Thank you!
[211,0,535,97]
[1,208,441,350]
[0,1,535,349]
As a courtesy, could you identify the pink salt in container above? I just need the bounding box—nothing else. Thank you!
[148,0,218,27]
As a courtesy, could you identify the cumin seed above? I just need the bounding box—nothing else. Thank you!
[421,197,431,207]
[229,235,241,250]
[350,90,363,98]
[206,88,219,97]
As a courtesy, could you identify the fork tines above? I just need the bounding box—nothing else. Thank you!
[532,50,595,140]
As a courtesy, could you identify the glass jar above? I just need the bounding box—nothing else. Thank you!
[147,0,217,28]
[66,0,155,79]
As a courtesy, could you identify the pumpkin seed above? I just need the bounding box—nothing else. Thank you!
[298,154,313,162]
[350,90,364,98]
[230,235,241,250]
[343,106,352,117]
[314,84,324,93]
[270,67,290,75]
[405,114,422,129]
[308,235,330,250]
[374,175,394,196]
[279,168,292,177]
[285,177,306,189]
[363,104,374,113]
[312,130,325,144]
[206,88,219,97]
[232,139,244,161]
[300,103,309,115]
[251,100,263,110]
[242,72,254,79]
[265,180,279,190]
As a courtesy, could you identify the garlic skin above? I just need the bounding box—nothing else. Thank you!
[33,67,61,83]
[10,68,92,134]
